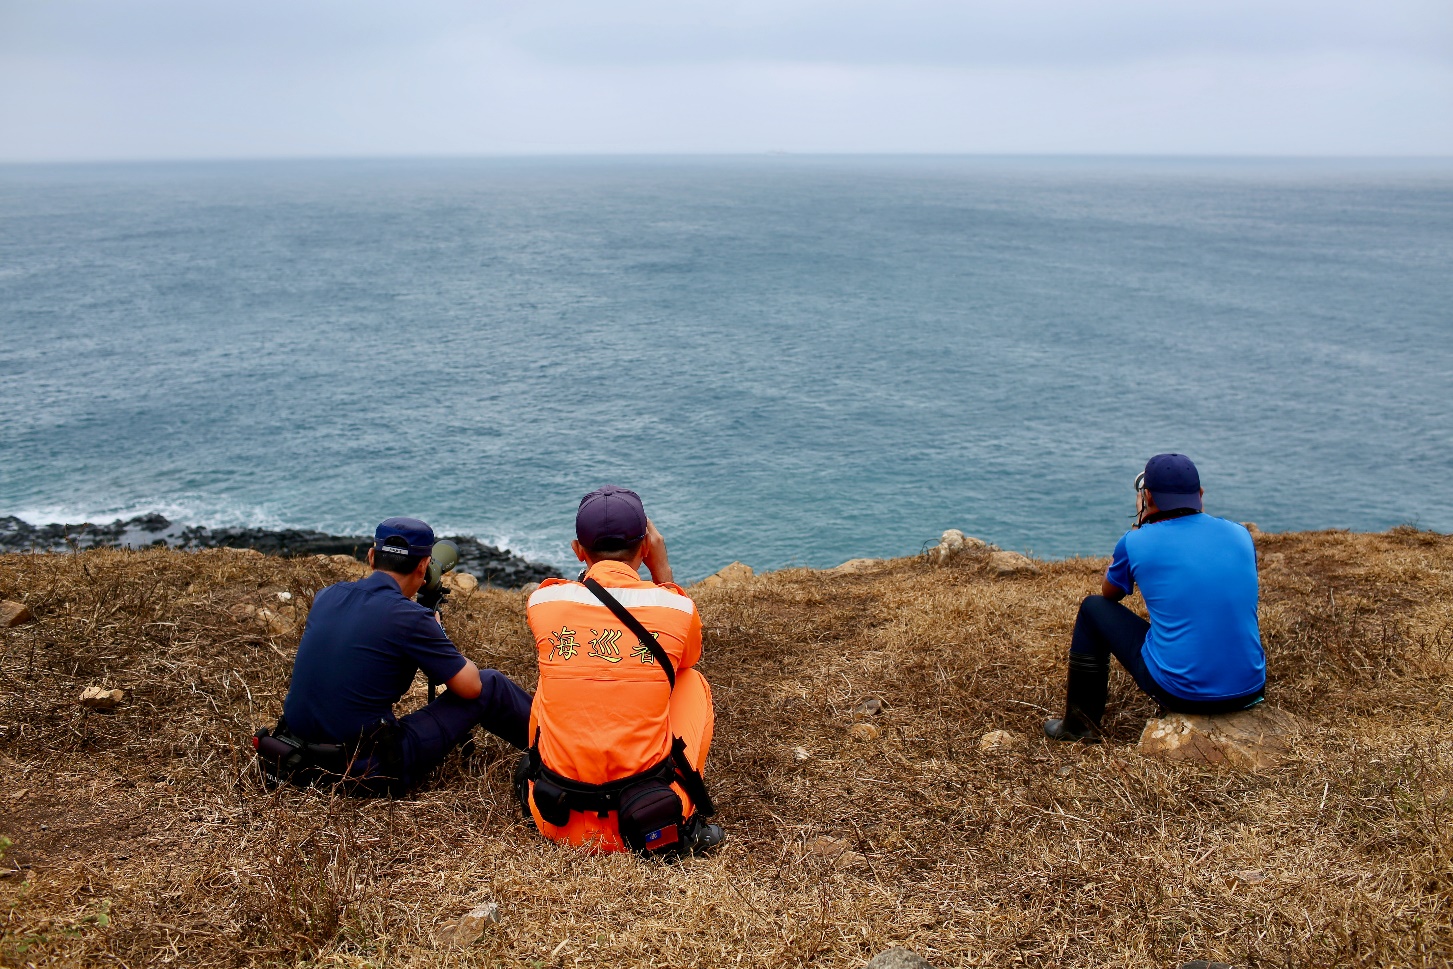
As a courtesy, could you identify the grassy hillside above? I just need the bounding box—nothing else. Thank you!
[1,528,1450,968]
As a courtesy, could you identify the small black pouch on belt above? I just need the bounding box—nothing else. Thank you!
[617,776,684,857]
[531,775,573,828]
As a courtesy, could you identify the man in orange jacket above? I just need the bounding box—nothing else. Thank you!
[517,484,723,857]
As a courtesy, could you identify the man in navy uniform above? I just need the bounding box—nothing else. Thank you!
[1044,454,1267,741]
[271,517,532,792]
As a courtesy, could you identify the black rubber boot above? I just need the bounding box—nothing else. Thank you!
[512,753,533,819]
[679,814,726,857]
[1043,652,1109,742]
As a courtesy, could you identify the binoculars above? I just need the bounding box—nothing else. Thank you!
[416,539,460,611]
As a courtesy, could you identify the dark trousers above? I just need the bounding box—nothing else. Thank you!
[395,669,533,789]
[1069,595,1263,715]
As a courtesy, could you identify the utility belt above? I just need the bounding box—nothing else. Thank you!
[521,731,715,858]
[251,715,404,796]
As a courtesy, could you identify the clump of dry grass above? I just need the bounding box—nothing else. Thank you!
[1,530,1450,968]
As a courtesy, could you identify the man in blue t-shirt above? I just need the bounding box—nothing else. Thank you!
[1044,454,1267,742]
[272,517,532,792]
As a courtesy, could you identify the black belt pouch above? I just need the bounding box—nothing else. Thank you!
[531,776,573,828]
[617,779,683,857]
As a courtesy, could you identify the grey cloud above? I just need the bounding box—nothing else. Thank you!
[3,0,1448,68]
[504,0,1453,68]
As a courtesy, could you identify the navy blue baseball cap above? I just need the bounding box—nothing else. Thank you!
[1143,454,1202,512]
[577,485,648,552]
[374,517,435,556]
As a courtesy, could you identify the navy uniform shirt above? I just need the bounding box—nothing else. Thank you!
[282,571,468,743]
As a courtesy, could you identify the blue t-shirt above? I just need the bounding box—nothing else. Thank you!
[1106,513,1266,702]
[282,571,468,743]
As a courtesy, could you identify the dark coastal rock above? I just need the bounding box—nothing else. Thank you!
[0,515,561,588]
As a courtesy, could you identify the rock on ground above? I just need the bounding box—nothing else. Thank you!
[79,687,124,710]
[852,697,883,718]
[928,528,989,565]
[986,550,1040,576]
[808,836,866,870]
[1139,705,1303,769]
[864,948,935,969]
[0,600,32,627]
[445,571,479,593]
[830,558,881,574]
[847,722,882,741]
[978,729,1023,752]
[439,902,499,945]
[230,602,298,637]
[696,561,755,588]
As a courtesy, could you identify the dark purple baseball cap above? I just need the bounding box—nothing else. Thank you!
[577,485,648,552]
[374,517,435,556]
[1143,454,1202,512]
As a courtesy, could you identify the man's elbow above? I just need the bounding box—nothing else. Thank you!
[446,661,483,699]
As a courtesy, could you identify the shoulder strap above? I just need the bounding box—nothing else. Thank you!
[582,577,676,690]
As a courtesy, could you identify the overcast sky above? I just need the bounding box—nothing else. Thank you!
[2,0,1450,161]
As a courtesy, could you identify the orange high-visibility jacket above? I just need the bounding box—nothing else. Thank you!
[526,559,703,786]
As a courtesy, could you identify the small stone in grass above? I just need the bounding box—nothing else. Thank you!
[440,902,500,945]
[847,722,881,741]
[447,572,479,593]
[864,947,935,969]
[0,600,32,627]
[792,746,811,763]
[1228,868,1269,885]
[977,729,1022,751]
[79,686,124,710]
[852,697,883,718]
[809,836,866,870]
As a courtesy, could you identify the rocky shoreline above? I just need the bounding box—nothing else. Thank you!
[0,514,562,588]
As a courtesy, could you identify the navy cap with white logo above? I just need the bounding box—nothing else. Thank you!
[374,517,435,556]
[1143,454,1202,512]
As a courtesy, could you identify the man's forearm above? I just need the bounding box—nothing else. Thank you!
[1101,578,1128,602]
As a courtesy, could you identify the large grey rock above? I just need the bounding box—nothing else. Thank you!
[864,948,934,969]
[1139,705,1303,769]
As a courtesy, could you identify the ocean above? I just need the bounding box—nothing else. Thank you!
[2,156,1450,581]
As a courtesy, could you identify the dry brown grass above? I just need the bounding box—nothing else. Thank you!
[1,529,1451,968]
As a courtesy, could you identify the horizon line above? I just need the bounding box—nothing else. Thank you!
[3,151,1453,168]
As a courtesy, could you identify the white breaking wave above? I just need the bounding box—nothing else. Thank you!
[7,495,291,532]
